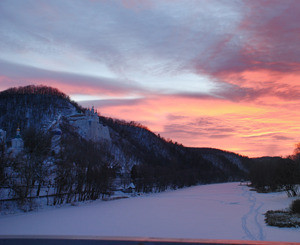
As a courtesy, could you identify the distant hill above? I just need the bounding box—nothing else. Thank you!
[0,85,252,209]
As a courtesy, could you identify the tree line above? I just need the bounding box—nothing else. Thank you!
[0,120,116,209]
[249,146,300,197]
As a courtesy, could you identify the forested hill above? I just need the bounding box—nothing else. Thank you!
[0,85,84,139]
[100,116,251,189]
[0,85,250,199]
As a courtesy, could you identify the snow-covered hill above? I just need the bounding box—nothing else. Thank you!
[0,182,298,243]
[0,85,252,209]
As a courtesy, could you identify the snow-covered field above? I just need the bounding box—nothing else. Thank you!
[0,183,299,243]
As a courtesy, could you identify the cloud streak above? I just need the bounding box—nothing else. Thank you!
[0,59,145,95]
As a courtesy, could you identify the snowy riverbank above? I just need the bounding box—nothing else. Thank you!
[0,183,299,243]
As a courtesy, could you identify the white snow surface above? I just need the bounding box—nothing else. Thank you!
[0,182,299,243]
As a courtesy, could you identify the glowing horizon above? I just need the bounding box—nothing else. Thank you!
[0,0,299,157]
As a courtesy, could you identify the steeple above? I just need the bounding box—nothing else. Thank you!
[11,127,24,156]
[16,127,21,138]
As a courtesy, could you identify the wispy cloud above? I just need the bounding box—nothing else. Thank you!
[79,98,143,108]
[0,59,145,95]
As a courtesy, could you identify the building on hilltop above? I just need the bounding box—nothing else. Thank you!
[10,127,24,157]
[68,107,111,143]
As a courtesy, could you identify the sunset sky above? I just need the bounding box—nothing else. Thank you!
[0,0,299,157]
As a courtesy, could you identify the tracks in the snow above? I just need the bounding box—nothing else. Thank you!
[241,185,265,241]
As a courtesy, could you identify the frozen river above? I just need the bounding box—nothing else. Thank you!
[0,183,299,243]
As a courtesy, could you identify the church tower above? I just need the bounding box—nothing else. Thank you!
[11,127,24,156]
